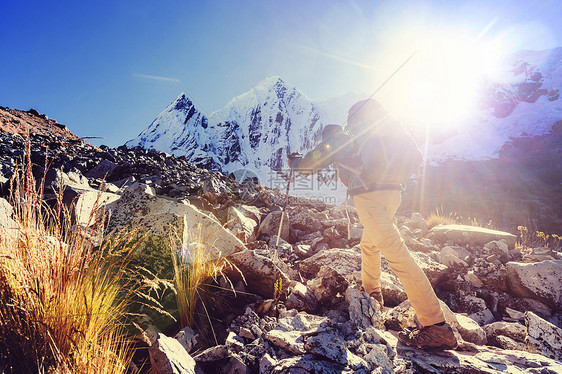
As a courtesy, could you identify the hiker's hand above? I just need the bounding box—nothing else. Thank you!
[287,152,302,169]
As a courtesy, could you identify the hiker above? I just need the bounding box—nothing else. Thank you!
[288,99,458,350]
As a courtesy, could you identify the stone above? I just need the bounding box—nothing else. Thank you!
[430,224,517,249]
[403,212,429,235]
[380,272,407,307]
[225,331,244,353]
[300,247,361,282]
[259,354,276,374]
[226,205,258,243]
[440,246,469,267]
[464,271,484,288]
[149,333,196,374]
[238,327,255,340]
[193,345,229,362]
[304,332,362,367]
[363,343,394,373]
[226,249,291,298]
[294,244,313,259]
[525,311,562,361]
[306,266,349,304]
[506,260,562,309]
[0,197,17,235]
[495,335,526,351]
[72,187,121,227]
[469,308,496,326]
[456,314,487,345]
[259,211,289,241]
[484,322,526,347]
[345,286,384,330]
[484,240,511,261]
[270,354,366,374]
[265,312,329,355]
[174,326,198,353]
[285,281,318,313]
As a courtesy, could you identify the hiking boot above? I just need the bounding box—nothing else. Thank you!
[369,291,384,307]
[397,323,458,350]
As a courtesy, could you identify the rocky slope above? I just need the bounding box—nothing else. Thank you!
[1,109,561,373]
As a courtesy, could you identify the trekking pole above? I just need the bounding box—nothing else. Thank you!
[274,154,302,261]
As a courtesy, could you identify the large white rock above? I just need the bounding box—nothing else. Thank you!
[106,183,246,259]
[506,260,562,309]
[525,311,562,361]
[149,333,196,374]
[265,312,329,355]
[430,224,517,249]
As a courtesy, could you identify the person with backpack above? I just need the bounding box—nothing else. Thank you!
[288,99,458,350]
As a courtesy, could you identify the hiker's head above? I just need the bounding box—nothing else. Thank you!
[346,99,389,135]
[321,124,343,142]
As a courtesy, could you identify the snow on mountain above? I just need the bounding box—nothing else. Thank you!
[127,77,360,199]
[425,47,562,161]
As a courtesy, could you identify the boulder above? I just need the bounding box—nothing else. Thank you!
[430,224,517,249]
[106,183,246,259]
[484,322,526,347]
[506,260,562,309]
[525,311,562,361]
[455,314,487,345]
[149,333,196,374]
[227,250,291,298]
[380,272,407,307]
[300,247,362,282]
[403,212,429,236]
[469,309,496,326]
[410,252,448,285]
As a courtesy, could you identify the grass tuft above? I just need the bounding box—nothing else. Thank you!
[0,142,135,373]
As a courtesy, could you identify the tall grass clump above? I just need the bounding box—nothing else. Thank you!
[425,207,458,229]
[0,147,135,373]
[172,217,240,343]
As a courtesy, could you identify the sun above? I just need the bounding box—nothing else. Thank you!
[378,31,504,128]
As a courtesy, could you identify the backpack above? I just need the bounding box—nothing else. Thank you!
[356,132,423,185]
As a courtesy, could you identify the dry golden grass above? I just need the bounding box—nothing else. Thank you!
[0,145,135,373]
[425,207,458,229]
[172,219,240,344]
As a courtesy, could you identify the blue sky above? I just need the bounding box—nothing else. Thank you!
[1,0,561,146]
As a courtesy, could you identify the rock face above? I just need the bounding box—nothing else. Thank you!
[430,224,517,248]
[525,311,562,361]
[506,260,562,309]
[149,333,196,374]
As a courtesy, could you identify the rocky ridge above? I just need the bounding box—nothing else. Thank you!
[1,110,562,373]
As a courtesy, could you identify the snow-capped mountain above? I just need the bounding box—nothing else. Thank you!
[127,77,361,193]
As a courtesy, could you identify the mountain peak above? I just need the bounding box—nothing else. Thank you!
[256,75,285,89]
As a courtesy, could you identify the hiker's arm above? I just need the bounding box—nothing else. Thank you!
[289,141,335,176]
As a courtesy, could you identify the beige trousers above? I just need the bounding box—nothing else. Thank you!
[353,189,445,326]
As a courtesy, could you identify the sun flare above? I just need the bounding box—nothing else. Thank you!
[379,31,505,128]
